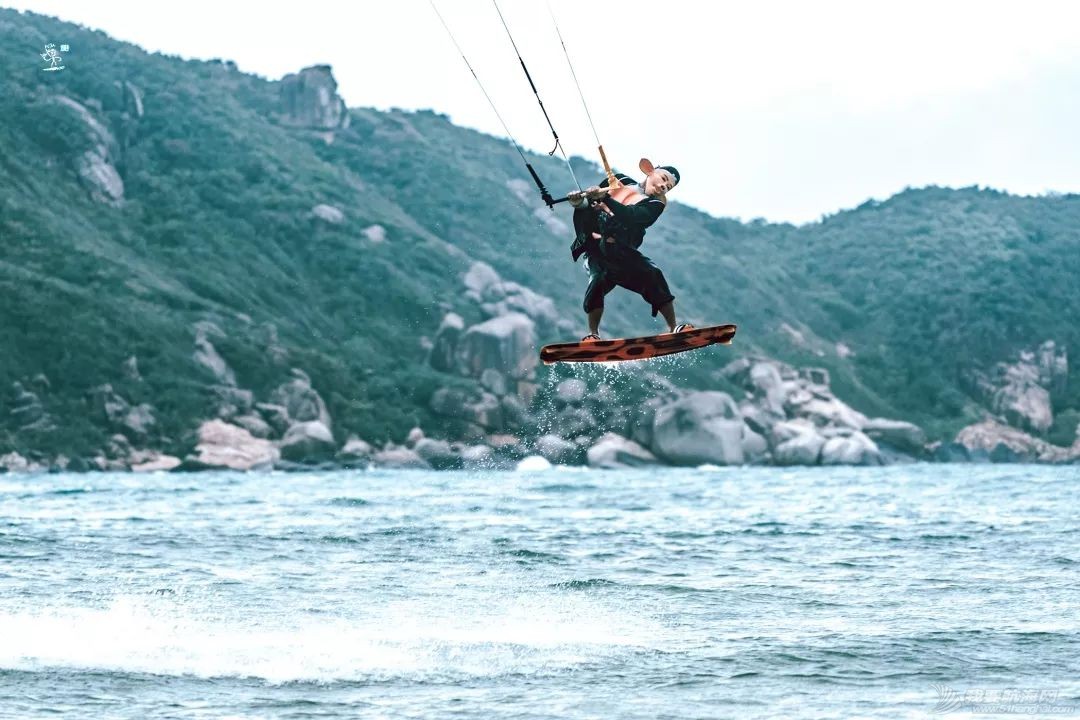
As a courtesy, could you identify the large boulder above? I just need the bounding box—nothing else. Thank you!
[456,313,537,380]
[651,392,747,466]
[741,427,770,464]
[463,262,502,301]
[122,403,157,438]
[49,96,125,206]
[278,65,349,129]
[337,437,373,467]
[773,426,826,465]
[232,413,273,439]
[499,394,528,429]
[183,420,279,470]
[797,395,867,430]
[279,421,336,463]
[862,418,926,454]
[480,281,561,332]
[193,322,236,386]
[586,433,658,469]
[968,341,1068,434]
[255,403,291,436]
[820,432,882,466]
[556,379,587,405]
[372,446,430,469]
[955,419,1080,463]
[130,452,182,473]
[749,361,787,417]
[992,368,1053,434]
[271,369,332,430]
[554,406,597,438]
[429,313,465,373]
[430,387,503,430]
[533,434,578,465]
[85,384,155,439]
[311,204,345,224]
[9,381,52,432]
[413,438,462,470]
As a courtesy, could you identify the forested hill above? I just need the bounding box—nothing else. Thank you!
[2,7,1078,459]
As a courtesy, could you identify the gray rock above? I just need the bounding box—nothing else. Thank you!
[337,436,374,464]
[193,322,236,386]
[278,65,349,129]
[232,413,273,439]
[480,280,561,332]
[556,379,587,405]
[932,442,970,463]
[586,433,658,468]
[480,368,508,396]
[255,403,291,436]
[279,421,336,463]
[429,313,465,373]
[797,396,867,430]
[773,431,826,466]
[821,432,882,466]
[430,387,503,430]
[955,419,1080,463]
[463,262,501,301]
[741,427,770,464]
[749,361,787,416]
[363,225,386,243]
[651,392,746,466]
[500,394,528,429]
[372,447,431,469]
[50,96,124,206]
[628,397,664,449]
[460,444,495,468]
[130,453,181,473]
[406,427,425,447]
[414,438,462,470]
[456,313,537,380]
[591,384,618,407]
[993,376,1052,434]
[990,443,1024,463]
[534,434,577,464]
[9,382,45,427]
[122,356,142,382]
[271,369,332,430]
[311,204,345,224]
[555,406,597,438]
[862,418,926,454]
[185,420,279,470]
[123,403,157,438]
[0,452,30,473]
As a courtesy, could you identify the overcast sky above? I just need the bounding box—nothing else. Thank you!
[11,0,1080,223]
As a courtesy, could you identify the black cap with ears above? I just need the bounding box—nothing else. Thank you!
[658,166,680,186]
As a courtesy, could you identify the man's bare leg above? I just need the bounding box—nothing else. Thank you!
[587,308,604,337]
[658,301,677,332]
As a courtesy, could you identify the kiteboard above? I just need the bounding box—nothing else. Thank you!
[540,324,737,365]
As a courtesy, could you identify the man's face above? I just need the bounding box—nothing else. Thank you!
[645,169,677,197]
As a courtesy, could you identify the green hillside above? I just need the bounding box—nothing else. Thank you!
[2,8,1078,460]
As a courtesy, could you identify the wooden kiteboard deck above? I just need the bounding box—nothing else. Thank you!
[540,324,737,364]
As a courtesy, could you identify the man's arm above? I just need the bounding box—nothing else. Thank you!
[602,195,665,229]
[599,172,635,189]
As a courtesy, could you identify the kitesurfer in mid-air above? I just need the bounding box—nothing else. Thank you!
[567,158,691,342]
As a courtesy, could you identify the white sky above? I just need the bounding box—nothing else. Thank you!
[11,0,1080,223]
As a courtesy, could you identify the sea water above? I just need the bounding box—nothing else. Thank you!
[1,464,1078,719]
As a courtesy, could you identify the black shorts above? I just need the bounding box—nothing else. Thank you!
[583,252,674,317]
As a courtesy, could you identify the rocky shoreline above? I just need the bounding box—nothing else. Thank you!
[3,260,1077,475]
